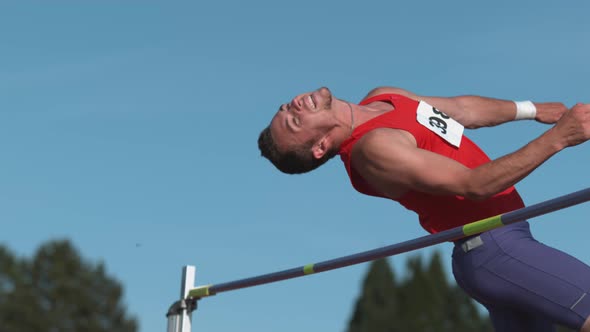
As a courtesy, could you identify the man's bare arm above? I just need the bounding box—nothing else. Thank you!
[352,103,590,200]
[364,87,567,129]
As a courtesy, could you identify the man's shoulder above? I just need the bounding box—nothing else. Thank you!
[363,86,418,101]
[354,128,417,156]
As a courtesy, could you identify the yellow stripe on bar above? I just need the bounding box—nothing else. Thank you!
[303,264,315,275]
[188,285,213,298]
[463,215,503,236]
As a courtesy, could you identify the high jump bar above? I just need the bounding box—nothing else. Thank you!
[186,187,590,301]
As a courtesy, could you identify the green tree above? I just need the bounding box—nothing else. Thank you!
[398,252,491,332]
[0,240,137,332]
[348,258,400,332]
[347,252,492,332]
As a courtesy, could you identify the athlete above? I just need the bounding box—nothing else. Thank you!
[258,86,590,331]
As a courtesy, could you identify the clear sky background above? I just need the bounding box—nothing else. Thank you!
[1,1,589,331]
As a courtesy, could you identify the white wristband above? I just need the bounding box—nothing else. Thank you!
[514,100,537,120]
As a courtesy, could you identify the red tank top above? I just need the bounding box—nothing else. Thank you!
[338,93,524,234]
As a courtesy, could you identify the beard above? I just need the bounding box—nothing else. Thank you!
[317,87,333,110]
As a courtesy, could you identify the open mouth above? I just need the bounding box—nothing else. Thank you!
[307,95,316,109]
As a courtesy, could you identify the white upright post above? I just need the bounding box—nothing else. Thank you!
[166,265,196,332]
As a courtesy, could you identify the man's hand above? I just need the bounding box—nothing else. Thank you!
[551,103,590,148]
[535,102,568,124]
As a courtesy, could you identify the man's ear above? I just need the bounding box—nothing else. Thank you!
[311,136,331,160]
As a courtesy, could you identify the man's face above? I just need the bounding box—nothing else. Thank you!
[269,87,334,153]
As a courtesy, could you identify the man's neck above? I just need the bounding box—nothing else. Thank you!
[331,99,390,149]
[347,102,391,129]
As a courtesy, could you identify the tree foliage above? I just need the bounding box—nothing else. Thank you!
[348,258,400,332]
[0,240,137,332]
[347,252,492,332]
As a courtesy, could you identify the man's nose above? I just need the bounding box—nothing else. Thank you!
[290,98,302,112]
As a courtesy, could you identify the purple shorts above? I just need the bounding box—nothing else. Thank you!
[453,221,590,331]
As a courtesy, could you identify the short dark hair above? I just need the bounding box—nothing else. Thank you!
[257,126,337,174]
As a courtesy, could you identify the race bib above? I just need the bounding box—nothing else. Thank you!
[416,101,463,147]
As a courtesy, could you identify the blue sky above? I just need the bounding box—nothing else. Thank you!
[1,1,589,331]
